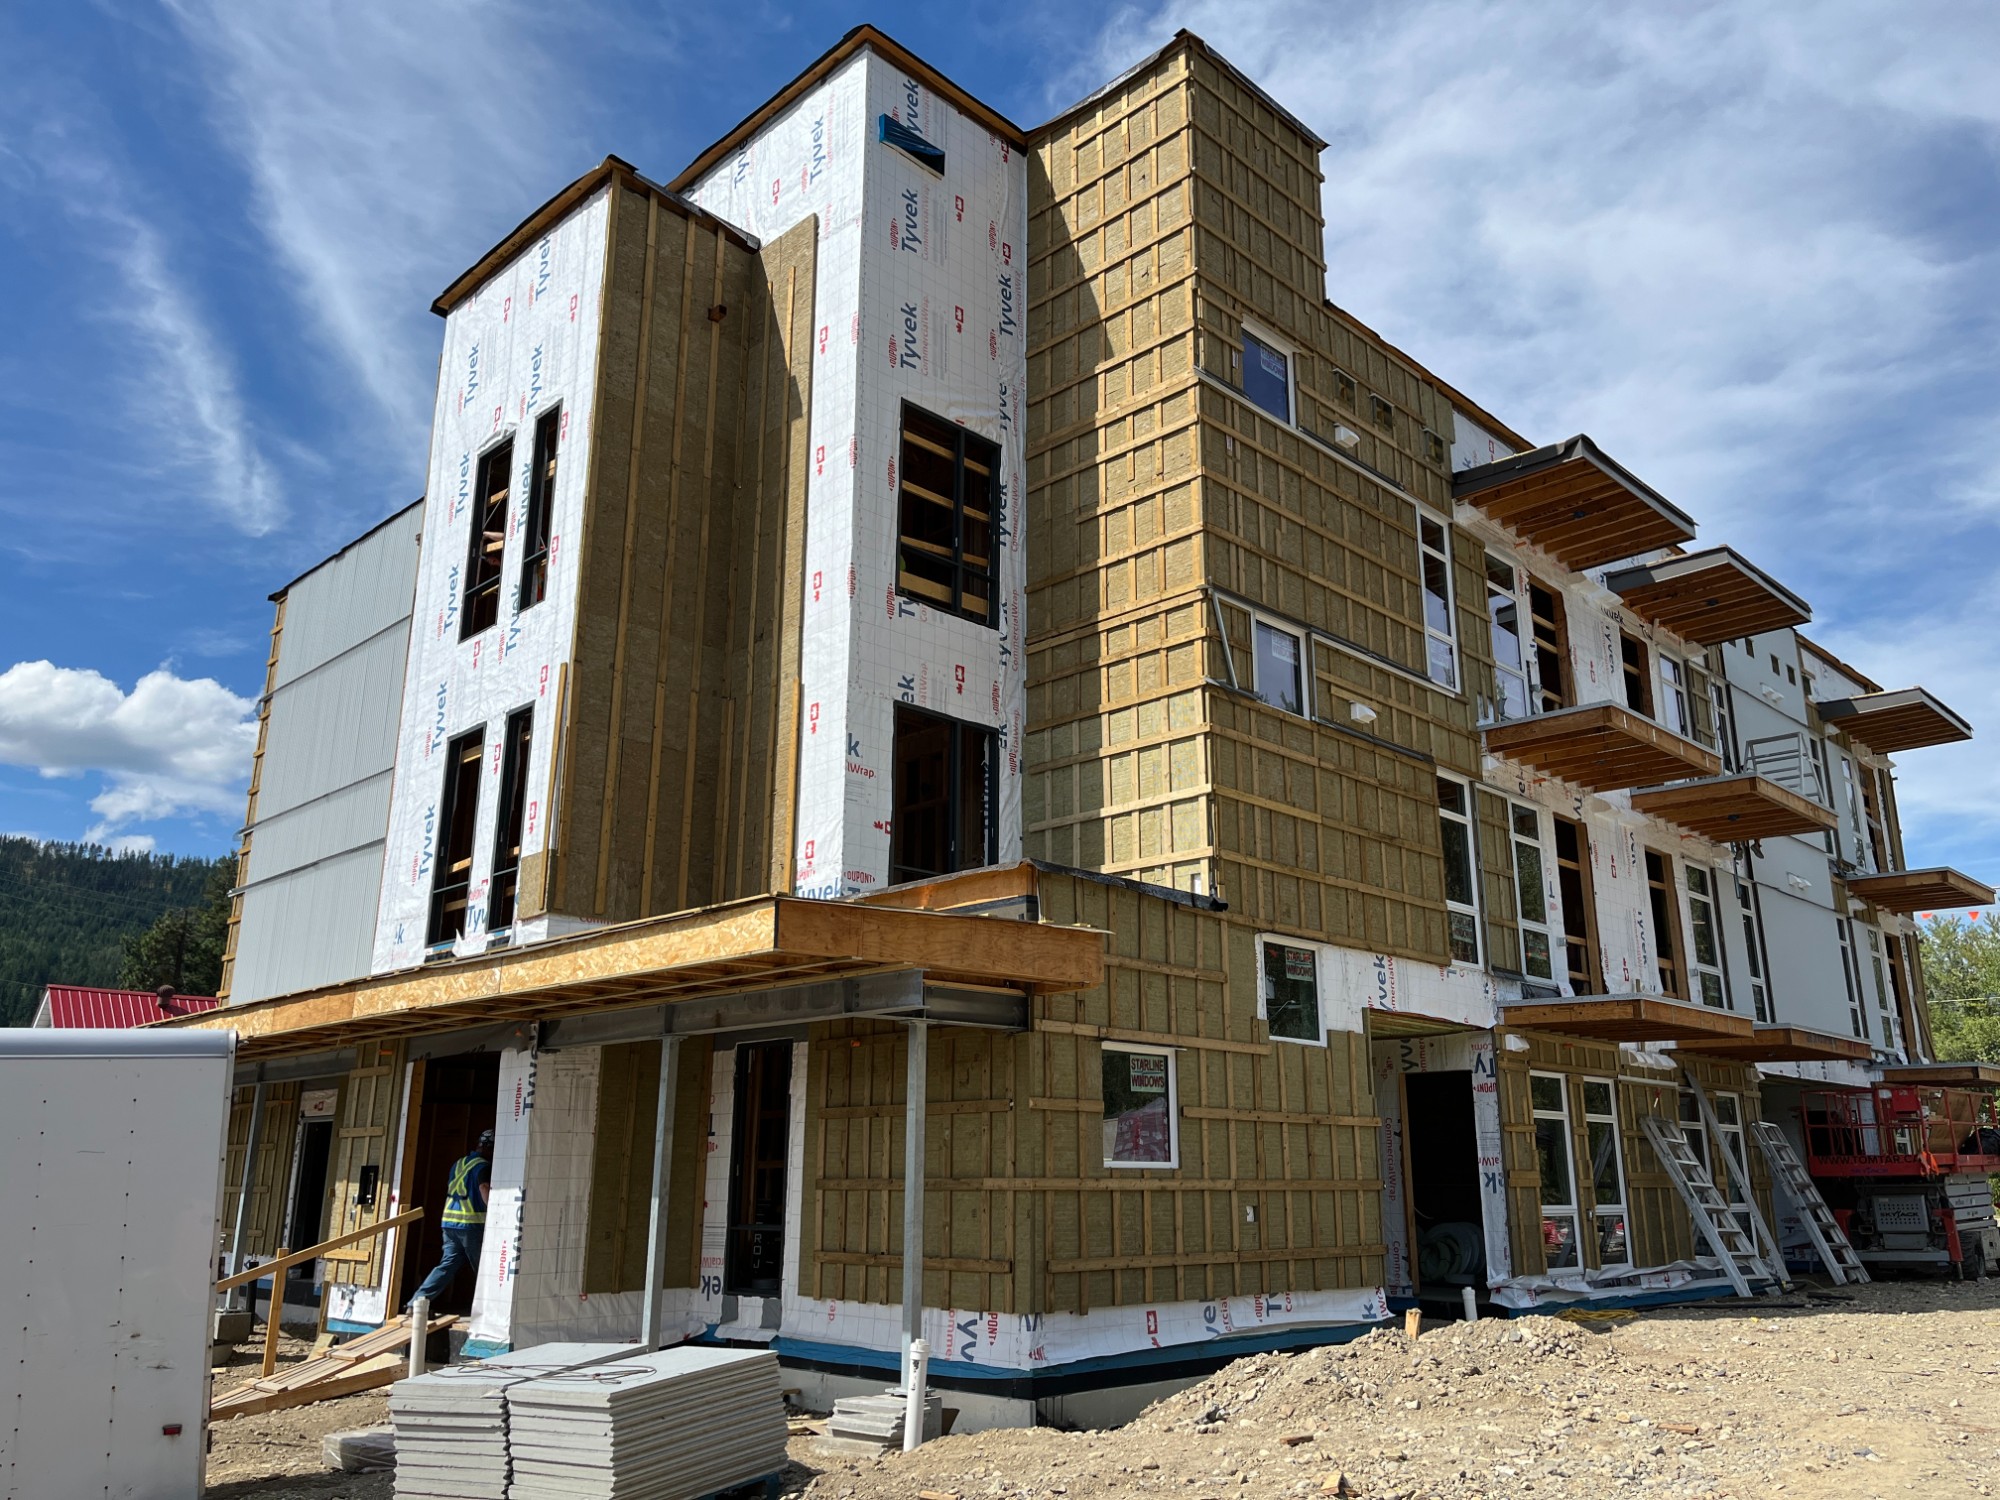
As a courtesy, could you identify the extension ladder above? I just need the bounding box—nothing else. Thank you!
[1639,1113,1774,1298]
[1681,1072,1793,1292]
[1751,1119,1870,1285]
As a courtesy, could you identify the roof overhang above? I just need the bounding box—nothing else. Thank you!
[1451,435,1697,570]
[1629,772,1838,843]
[1881,1061,2000,1088]
[1816,687,1973,754]
[1679,1024,1874,1063]
[1603,548,1811,644]
[1844,866,1995,914]
[1501,993,1755,1044]
[158,896,1104,1061]
[1484,703,1722,792]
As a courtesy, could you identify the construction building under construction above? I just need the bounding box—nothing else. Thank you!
[176,26,1998,1428]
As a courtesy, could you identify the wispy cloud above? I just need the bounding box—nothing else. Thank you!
[0,661,256,842]
[165,0,594,442]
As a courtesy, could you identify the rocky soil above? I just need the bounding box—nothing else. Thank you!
[216,1277,2000,1499]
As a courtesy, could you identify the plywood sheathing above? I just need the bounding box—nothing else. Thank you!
[219,1079,302,1260]
[1025,42,1487,965]
[1496,1032,1773,1280]
[550,183,816,923]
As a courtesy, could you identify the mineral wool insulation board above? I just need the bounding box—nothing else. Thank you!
[372,191,610,971]
[686,46,1028,897]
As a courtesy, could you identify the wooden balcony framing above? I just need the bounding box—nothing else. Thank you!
[1881,1061,2000,1089]
[1501,992,1754,1044]
[1678,1024,1873,1063]
[1603,547,1811,645]
[1816,686,1973,754]
[1844,866,1995,914]
[1452,434,1696,571]
[1629,772,1837,843]
[1483,702,1721,792]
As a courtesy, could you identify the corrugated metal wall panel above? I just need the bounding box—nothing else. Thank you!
[272,505,423,688]
[256,629,409,820]
[229,847,386,1004]
[242,772,393,886]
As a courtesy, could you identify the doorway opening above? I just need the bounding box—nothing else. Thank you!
[1404,1071,1485,1291]
[284,1118,334,1298]
[724,1042,793,1297]
[396,1051,501,1315]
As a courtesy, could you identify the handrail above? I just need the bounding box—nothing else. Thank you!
[215,1207,425,1292]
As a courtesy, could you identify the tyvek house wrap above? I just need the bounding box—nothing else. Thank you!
[686,48,1028,896]
[371,190,610,973]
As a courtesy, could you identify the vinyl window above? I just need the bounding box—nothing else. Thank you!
[1437,776,1482,966]
[1253,618,1306,716]
[463,438,514,638]
[518,406,561,610]
[1531,1073,1580,1270]
[1484,554,1530,723]
[1418,514,1458,690]
[1582,1079,1628,1269]
[1684,865,1730,1009]
[1510,803,1555,981]
[1839,916,1869,1039]
[1260,941,1323,1044]
[1658,654,1690,737]
[1241,326,1292,423]
[1736,877,1772,1022]
[1682,1088,1751,1234]
[897,403,998,626]
[1102,1042,1179,1168]
[1867,927,1896,1051]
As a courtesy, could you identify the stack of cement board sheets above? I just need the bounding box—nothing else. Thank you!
[506,1347,787,1500]
[389,1342,633,1499]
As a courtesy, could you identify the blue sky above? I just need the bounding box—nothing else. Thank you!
[1,1,1996,884]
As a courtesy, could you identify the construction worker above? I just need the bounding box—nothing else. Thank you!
[408,1129,492,1309]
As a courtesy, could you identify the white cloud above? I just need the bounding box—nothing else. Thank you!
[0,661,257,840]
[165,1,592,442]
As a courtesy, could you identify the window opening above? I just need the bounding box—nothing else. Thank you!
[1885,934,1915,1056]
[1582,1079,1627,1268]
[1554,816,1602,994]
[1709,676,1737,771]
[463,439,514,638]
[1860,769,1890,872]
[427,727,485,948]
[1658,654,1690,737]
[1867,927,1895,1050]
[1510,803,1555,981]
[1418,515,1458,690]
[487,706,533,933]
[1531,1073,1580,1270]
[891,705,996,885]
[724,1041,793,1295]
[1484,554,1530,722]
[1332,369,1357,407]
[1241,328,1292,422]
[1370,394,1395,432]
[1737,876,1771,1022]
[1620,633,1654,717]
[1685,865,1729,1008]
[1527,579,1569,711]
[1253,619,1305,716]
[1437,777,1481,965]
[518,406,561,609]
[1261,942,1322,1043]
[1645,849,1685,999]
[1839,917,1869,1039]
[897,404,998,626]
[1102,1042,1178,1168]
[1808,738,1838,854]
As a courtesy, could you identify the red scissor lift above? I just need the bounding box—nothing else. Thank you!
[1801,1084,2000,1276]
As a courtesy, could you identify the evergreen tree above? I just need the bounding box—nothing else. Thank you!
[119,861,234,996]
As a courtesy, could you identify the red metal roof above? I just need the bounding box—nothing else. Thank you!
[38,987,221,1028]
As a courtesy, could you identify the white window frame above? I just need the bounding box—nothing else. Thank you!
[1509,801,1556,982]
[1710,1089,1752,1233]
[1483,552,1531,724]
[1838,916,1869,1040]
[1657,652,1691,738]
[1683,864,1731,1010]
[1709,676,1736,771]
[1417,509,1459,692]
[1436,773,1482,967]
[1530,1072,1581,1271]
[1580,1077,1629,1270]
[1250,613,1308,718]
[1735,875,1772,1023]
[1258,936,1327,1047]
[1238,319,1295,426]
[1101,1040,1181,1170]
[1866,926,1897,1052]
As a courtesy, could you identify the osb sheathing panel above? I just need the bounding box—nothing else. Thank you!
[1497,1032,1773,1279]
[795,872,1385,1320]
[553,186,815,921]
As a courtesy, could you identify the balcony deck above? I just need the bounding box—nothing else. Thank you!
[1630,772,1838,842]
[1484,702,1721,793]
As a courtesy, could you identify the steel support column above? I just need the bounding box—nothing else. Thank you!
[899,1018,928,1388]
[640,1032,683,1349]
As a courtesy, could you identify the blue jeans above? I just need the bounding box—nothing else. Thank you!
[411,1225,484,1306]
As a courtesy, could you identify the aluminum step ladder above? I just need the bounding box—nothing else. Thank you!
[1751,1119,1870,1285]
[1681,1071,1792,1292]
[1638,1114,1773,1298]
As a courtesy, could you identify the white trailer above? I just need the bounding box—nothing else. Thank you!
[0,1027,235,1499]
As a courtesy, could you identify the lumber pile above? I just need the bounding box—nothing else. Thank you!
[209,1314,458,1422]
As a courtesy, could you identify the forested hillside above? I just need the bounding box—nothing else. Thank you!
[0,837,231,1025]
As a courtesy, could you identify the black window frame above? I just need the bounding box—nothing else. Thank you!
[487,705,534,933]
[463,436,515,639]
[518,406,561,611]
[427,726,486,949]
[890,703,997,885]
[895,402,999,628]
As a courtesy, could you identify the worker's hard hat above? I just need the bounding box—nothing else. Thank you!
[478,1129,495,1153]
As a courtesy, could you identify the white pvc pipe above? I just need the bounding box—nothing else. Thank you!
[903,1338,929,1453]
[1461,1286,1478,1323]
[408,1296,430,1377]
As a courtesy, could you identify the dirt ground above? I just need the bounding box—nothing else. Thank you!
[211,1276,2000,1499]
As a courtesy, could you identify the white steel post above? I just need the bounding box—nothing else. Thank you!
[640,1031,682,1349]
[900,1019,928,1389]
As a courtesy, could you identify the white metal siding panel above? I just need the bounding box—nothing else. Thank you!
[273,505,423,688]
[229,847,387,1004]
[256,628,410,820]
[243,772,393,886]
